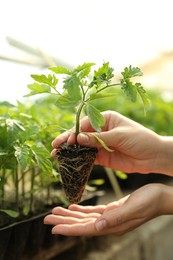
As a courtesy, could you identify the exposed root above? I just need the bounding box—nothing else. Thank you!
[56,142,98,204]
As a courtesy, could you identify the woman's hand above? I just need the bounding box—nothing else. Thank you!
[44,183,173,236]
[51,110,173,175]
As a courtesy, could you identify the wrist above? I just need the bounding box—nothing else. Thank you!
[154,136,173,176]
[161,184,173,214]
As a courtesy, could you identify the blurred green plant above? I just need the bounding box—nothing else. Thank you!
[0,98,74,222]
[90,87,173,135]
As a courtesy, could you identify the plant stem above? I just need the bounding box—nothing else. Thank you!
[96,83,120,94]
[75,84,89,142]
[21,169,25,201]
[104,167,123,199]
[15,166,19,211]
[75,101,85,136]
[47,186,51,205]
[29,168,35,213]
[1,169,6,207]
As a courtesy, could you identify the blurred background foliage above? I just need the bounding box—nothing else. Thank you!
[90,87,173,136]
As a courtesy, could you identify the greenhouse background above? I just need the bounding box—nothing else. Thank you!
[1,0,173,259]
[1,0,173,102]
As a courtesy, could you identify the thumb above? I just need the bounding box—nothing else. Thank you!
[95,207,127,232]
[77,132,114,149]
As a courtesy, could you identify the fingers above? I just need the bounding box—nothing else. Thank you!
[51,132,71,148]
[51,111,124,152]
[51,220,97,236]
[52,206,102,218]
[44,205,106,236]
[44,214,96,226]
[44,206,99,236]
[68,204,106,214]
[77,131,116,149]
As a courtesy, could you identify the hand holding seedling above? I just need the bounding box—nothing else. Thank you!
[46,113,173,235]
[27,62,149,204]
[52,110,173,176]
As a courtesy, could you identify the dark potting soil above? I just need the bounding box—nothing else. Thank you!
[56,142,98,204]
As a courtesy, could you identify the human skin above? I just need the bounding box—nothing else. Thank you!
[44,110,173,236]
[51,110,173,176]
[44,183,173,236]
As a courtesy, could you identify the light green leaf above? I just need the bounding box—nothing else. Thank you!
[86,103,105,132]
[121,79,137,102]
[89,179,105,185]
[114,170,128,179]
[49,66,72,75]
[63,75,81,100]
[55,93,80,108]
[74,62,95,73]
[31,74,58,87]
[6,119,25,144]
[89,92,117,101]
[91,133,114,152]
[14,144,31,169]
[0,151,8,156]
[121,66,143,79]
[27,83,51,94]
[78,67,91,80]
[0,209,19,218]
[136,83,151,114]
[31,144,52,174]
[92,62,114,87]
[23,203,30,216]
[6,119,25,131]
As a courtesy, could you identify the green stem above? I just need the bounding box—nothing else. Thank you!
[75,101,85,138]
[15,166,19,211]
[75,84,88,142]
[21,169,25,200]
[1,169,6,207]
[96,83,120,94]
[29,168,35,213]
[47,186,51,205]
[104,167,123,199]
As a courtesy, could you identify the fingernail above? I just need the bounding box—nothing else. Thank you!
[78,133,89,144]
[96,219,107,232]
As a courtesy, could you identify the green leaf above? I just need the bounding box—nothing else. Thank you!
[88,179,105,185]
[136,83,151,114]
[74,62,95,73]
[31,74,58,87]
[6,119,25,144]
[89,92,117,101]
[121,79,137,102]
[91,133,114,152]
[26,83,51,95]
[0,209,19,218]
[49,66,72,75]
[114,170,128,179]
[22,125,40,141]
[91,62,114,87]
[23,203,30,216]
[6,119,25,131]
[31,144,52,174]
[63,75,81,100]
[55,94,80,108]
[86,103,105,132]
[121,65,143,79]
[0,151,8,156]
[78,67,91,80]
[14,144,31,169]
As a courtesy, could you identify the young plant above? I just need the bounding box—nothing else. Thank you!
[0,101,59,224]
[26,62,149,204]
